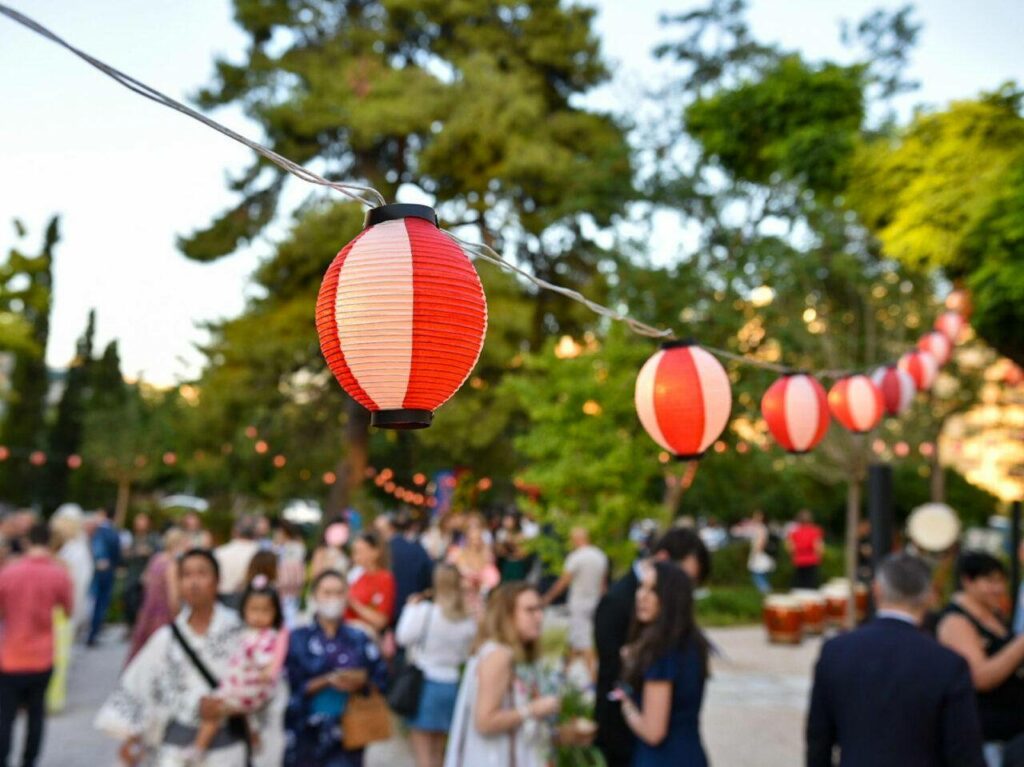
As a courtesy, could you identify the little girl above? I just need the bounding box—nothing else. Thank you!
[190,576,288,762]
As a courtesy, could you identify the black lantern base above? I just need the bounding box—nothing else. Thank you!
[674,452,704,462]
[371,409,434,430]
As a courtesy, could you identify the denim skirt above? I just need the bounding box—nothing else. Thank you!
[406,679,459,732]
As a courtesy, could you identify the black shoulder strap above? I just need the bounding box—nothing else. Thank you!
[170,621,220,690]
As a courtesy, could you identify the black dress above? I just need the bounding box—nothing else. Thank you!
[941,603,1024,741]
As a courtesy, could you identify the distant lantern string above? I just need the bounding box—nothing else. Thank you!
[0,4,962,381]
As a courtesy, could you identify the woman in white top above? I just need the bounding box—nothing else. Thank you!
[443,582,560,767]
[50,505,94,636]
[397,564,478,767]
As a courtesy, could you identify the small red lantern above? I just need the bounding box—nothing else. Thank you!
[945,288,972,319]
[827,375,884,434]
[29,450,46,467]
[634,341,732,460]
[761,374,830,453]
[917,331,952,366]
[316,204,487,430]
[934,311,965,343]
[162,452,177,466]
[871,366,916,418]
[67,454,82,470]
[898,350,938,391]
[0,446,8,461]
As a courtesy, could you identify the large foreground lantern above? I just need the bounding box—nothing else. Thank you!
[917,331,952,366]
[634,341,732,460]
[761,373,830,453]
[316,204,487,429]
[934,311,966,343]
[827,375,884,434]
[871,365,916,418]
[898,350,938,392]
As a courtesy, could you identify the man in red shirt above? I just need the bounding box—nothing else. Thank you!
[0,522,73,767]
[787,509,825,589]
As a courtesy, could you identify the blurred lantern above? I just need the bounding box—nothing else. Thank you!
[255,440,269,455]
[316,204,487,430]
[29,451,46,467]
[945,288,972,319]
[898,350,939,391]
[323,471,337,485]
[384,481,396,493]
[761,373,830,453]
[477,477,493,491]
[920,442,935,458]
[634,341,732,460]
[934,311,965,343]
[0,446,8,461]
[273,455,287,469]
[413,472,427,486]
[162,452,177,466]
[871,365,917,418]
[917,331,952,366]
[894,441,910,457]
[1004,363,1024,387]
[827,375,884,434]
[244,425,258,439]
[67,454,82,469]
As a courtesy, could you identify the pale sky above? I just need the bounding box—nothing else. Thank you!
[1,0,1022,385]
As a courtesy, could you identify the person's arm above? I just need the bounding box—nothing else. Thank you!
[395,602,426,647]
[937,614,1024,691]
[940,657,987,767]
[266,630,290,679]
[474,646,559,735]
[619,680,672,746]
[165,558,181,617]
[806,647,836,767]
[543,571,573,607]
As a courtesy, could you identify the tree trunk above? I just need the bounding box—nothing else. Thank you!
[114,476,131,528]
[845,477,861,629]
[325,398,370,517]
[929,442,946,503]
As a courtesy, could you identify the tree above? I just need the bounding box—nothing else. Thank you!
[0,217,58,506]
[182,0,633,512]
[43,310,95,511]
[847,87,1024,367]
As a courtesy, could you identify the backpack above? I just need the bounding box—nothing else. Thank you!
[764,531,781,559]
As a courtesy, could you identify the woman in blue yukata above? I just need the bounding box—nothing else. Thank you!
[284,569,388,767]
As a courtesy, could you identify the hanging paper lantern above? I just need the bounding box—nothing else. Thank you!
[917,331,952,366]
[870,365,916,418]
[761,374,830,453]
[634,341,732,460]
[898,350,939,391]
[827,375,884,434]
[934,311,965,343]
[945,288,972,319]
[316,204,487,429]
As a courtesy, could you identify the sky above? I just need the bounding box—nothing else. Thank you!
[1,0,1022,385]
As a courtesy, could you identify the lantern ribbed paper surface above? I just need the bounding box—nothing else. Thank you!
[917,331,952,366]
[934,311,965,343]
[827,375,884,434]
[871,365,916,418]
[634,341,732,460]
[898,350,938,392]
[316,204,487,429]
[761,374,829,453]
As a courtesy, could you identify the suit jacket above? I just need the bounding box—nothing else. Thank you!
[807,616,985,767]
[594,567,640,767]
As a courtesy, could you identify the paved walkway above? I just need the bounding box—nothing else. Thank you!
[33,625,820,766]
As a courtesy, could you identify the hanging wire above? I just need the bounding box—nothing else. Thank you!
[0,3,386,208]
[2,3,912,380]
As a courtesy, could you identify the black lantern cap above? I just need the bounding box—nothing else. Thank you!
[371,409,434,430]
[660,338,697,350]
[364,204,439,229]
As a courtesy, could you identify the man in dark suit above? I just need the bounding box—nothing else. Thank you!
[807,552,985,767]
[594,527,710,767]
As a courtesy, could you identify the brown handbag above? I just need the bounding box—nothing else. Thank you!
[341,686,393,750]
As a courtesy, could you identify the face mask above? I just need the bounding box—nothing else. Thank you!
[315,598,345,621]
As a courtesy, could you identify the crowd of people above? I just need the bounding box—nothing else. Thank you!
[4,499,1024,767]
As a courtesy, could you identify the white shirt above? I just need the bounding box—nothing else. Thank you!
[565,545,608,611]
[214,539,260,595]
[396,601,476,683]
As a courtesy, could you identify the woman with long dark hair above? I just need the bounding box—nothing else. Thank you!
[612,561,708,767]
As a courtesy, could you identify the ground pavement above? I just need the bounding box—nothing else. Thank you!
[35,625,820,766]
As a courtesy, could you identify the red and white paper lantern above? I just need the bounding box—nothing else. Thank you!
[827,375,884,433]
[316,204,487,429]
[871,366,916,418]
[898,350,939,391]
[635,341,732,460]
[934,311,965,344]
[761,374,830,453]
[917,331,952,366]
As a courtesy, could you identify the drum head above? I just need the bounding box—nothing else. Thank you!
[907,503,960,552]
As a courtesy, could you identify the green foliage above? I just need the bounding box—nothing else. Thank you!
[686,56,865,195]
[696,585,764,627]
